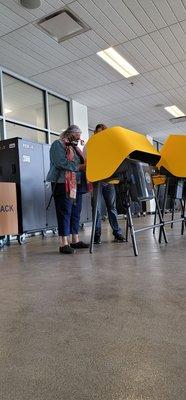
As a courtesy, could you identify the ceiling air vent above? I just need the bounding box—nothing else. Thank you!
[37,9,90,43]
[169,116,186,124]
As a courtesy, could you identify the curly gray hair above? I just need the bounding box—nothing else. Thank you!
[60,125,82,141]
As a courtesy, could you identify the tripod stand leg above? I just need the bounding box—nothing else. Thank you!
[89,181,101,254]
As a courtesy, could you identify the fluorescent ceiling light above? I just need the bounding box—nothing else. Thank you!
[97,47,139,78]
[5,108,12,114]
[164,105,185,118]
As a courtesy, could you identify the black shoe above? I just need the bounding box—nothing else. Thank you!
[70,241,89,249]
[59,245,76,254]
[94,236,101,244]
[114,234,126,242]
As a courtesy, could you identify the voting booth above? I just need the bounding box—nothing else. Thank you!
[155,135,186,240]
[86,126,167,256]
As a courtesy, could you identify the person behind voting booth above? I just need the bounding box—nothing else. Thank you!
[47,125,90,255]
[93,124,125,244]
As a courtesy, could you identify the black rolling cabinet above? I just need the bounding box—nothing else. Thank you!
[0,138,57,234]
[42,144,57,230]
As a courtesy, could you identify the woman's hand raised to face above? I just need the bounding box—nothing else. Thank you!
[78,163,86,171]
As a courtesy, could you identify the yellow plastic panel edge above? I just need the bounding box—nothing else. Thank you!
[157,135,186,178]
[86,126,160,182]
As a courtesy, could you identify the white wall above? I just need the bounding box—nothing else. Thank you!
[70,100,89,150]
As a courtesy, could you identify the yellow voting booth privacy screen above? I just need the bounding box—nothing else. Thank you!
[157,135,186,178]
[0,182,18,235]
[86,126,160,182]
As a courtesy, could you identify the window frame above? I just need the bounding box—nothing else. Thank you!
[0,67,70,144]
[48,92,70,135]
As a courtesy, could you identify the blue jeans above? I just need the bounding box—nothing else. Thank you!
[95,183,122,237]
[53,183,82,236]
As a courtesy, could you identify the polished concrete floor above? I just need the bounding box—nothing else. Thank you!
[0,217,186,400]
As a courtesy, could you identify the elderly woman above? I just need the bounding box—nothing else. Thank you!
[47,125,89,254]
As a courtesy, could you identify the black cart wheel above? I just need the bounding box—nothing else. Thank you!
[17,234,26,245]
[0,236,6,249]
[79,223,85,230]
[52,228,58,235]
[6,236,11,246]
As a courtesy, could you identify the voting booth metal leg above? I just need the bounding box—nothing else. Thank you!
[171,199,175,229]
[153,185,160,235]
[126,206,138,257]
[159,179,169,243]
[89,181,101,254]
[156,180,185,239]
[123,185,167,256]
[181,199,186,235]
[153,185,161,235]
[154,192,168,244]
[125,218,129,242]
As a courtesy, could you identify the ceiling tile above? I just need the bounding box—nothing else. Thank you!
[166,0,186,21]
[170,24,186,53]
[160,26,186,61]
[127,37,162,68]
[107,0,146,36]
[0,0,38,22]
[151,0,178,25]
[119,41,153,72]
[138,0,167,29]
[122,0,156,33]
[92,0,137,40]
[140,35,170,66]
[68,1,121,45]
[150,30,179,64]
[77,0,128,42]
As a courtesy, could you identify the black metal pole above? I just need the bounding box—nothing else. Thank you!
[89,181,101,254]
[135,222,163,233]
[181,198,186,235]
[125,217,129,242]
[171,198,175,229]
[127,205,138,256]
[164,218,184,225]
[159,179,169,243]
[153,185,160,235]
[154,191,168,244]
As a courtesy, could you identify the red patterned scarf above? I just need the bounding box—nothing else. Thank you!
[62,138,77,200]
[62,139,92,200]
